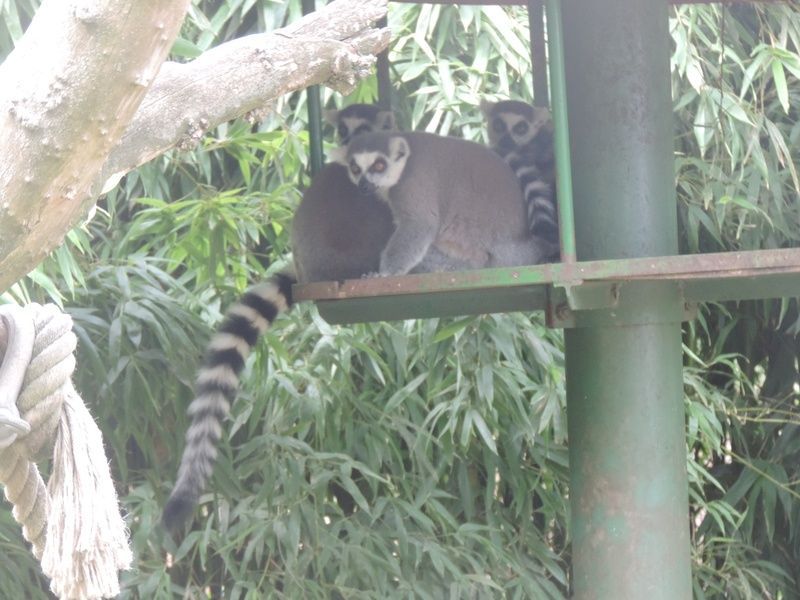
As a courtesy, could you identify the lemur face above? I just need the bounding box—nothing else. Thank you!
[326,105,396,146]
[481,100,552,154]
[345,135,410,197]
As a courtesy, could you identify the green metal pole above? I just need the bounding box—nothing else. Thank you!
[544,0,576,263]
[527,0,548,108]
[301,0,324,175]
[376,16,392,110]
[560,0,691,597]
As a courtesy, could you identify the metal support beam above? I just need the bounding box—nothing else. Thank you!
[301,0,324,175]
[294,246,800,323]
[527,0,548,107]
[544,0,576,263]
[561,0,691,597]
[376,16,393,110]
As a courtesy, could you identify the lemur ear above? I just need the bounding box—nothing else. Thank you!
[327,146,348,165]
[323,109,339,125]
[479,98,496,119]
[377,111,396,131]
[389,137,410,161]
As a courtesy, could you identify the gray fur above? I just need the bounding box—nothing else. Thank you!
[292,163,394,282]
[480,99,559,254]
[294,104,398,282]
[342,131,552,276]
[325,104,396,146]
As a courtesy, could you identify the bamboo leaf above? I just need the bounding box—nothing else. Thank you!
[771,59,790,112]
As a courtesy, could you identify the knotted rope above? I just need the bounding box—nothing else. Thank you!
[0,303,132,599]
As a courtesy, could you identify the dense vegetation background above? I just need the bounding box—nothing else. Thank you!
[1,1,800,598]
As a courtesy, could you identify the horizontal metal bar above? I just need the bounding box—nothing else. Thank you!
[294,248,800,324]
[566,248,800,282]
[294,267,551,301]
[295,248,800,299]
[316,284,548,324]
[683,273,800,303]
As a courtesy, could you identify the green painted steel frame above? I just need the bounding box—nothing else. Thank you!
[562,0,690,595]
[296,0,800,326]
[293,247,800,324]
[545,0,576,262]
[302,0,324,174]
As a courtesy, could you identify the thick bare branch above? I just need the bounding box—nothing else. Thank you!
[0,0,191,292]
[98,0,390,194]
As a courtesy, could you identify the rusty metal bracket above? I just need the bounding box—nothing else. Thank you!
[546,281,695,329]
[546,281,618,327]
[293,248,800,325]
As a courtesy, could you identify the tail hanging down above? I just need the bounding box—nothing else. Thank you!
[516,162,558,245]
[162,273,295,531]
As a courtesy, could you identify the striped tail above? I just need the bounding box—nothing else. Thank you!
[505,150,559,246]
[162,273,295,531]
[518,165,558,245]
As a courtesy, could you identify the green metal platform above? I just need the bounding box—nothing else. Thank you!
[293,247,800,324]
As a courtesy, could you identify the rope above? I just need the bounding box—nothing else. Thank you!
[0,303,132,599]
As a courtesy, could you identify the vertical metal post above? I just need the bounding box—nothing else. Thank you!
[376,16,393,110]
[544,0,575,264]
[560,0,691,597]
[301,0,324,174]
[527,0,549,107]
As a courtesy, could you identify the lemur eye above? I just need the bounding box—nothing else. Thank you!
[370,158,387,174]
[513,121,530,135]
[349,160,361,177]
[492,118,506,133]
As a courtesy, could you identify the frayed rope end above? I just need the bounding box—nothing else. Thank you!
[41,390,132,600]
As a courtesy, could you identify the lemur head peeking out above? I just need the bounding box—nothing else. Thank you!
[480,99,553,157]
[324,104,396,146]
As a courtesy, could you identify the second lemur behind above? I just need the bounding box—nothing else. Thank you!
[294,104,397,282]
[481,99,559,258]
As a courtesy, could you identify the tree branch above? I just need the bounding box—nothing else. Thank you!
[98,0,390,194]
[0,0,390,293]
[0,0,191,292]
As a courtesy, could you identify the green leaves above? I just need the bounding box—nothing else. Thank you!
[389,4,533,136]
[672,5,800,261]
[673,20,800,591]
[3,1,800,598]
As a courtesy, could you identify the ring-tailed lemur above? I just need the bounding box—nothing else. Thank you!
[163,106,396,531]
[324,104,396,146]
[292,163,394,282]
[480,100,559,258]
[337,131,552,276]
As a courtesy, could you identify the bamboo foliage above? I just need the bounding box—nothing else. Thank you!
[1,1,800,598]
